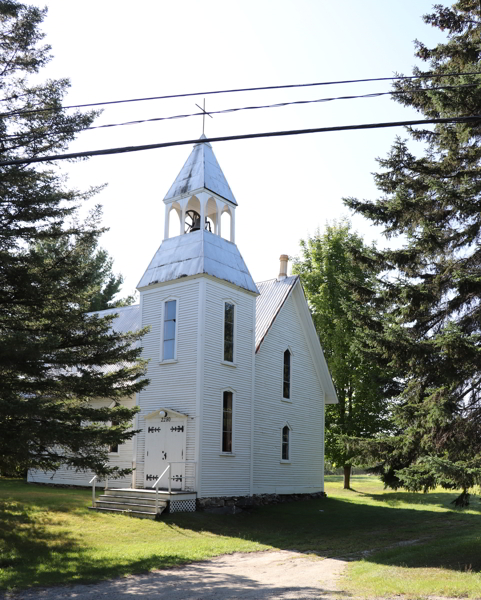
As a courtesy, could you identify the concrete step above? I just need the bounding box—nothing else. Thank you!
[98,494,164,507]
[89,506,163,520]
[95,500,167,512]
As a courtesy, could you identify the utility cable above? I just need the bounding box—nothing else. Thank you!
[2,71,481,118]
[1,114,479,167]
[2,82,478,142]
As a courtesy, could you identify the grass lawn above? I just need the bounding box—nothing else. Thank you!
[0,475,480,597]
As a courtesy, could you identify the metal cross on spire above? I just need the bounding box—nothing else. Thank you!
[195,98,213,136]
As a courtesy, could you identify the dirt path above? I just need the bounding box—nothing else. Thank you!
[4,550,349,600]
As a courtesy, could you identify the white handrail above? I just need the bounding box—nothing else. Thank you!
[152,464,171,514]
[89,475,97,507]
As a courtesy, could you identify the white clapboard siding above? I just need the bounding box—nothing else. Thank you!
[135,280,200,487]
[27,396,136,488]
[253,287,325,494]
[200,279,256,497]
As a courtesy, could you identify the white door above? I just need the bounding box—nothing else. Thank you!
[144,415,186,490]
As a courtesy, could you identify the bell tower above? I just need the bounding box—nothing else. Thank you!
[163,135,236,243]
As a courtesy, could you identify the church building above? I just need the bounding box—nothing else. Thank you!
[28,136,338,514]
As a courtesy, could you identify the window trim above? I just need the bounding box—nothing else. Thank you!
[222,299,236,365]
[282,347,293,402]
[220,387,235,454]
[280,422,292,463]
[160,297,179,363]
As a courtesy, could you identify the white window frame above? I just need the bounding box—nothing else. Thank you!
[280,421,293,464]
[221,299,237,366]
[160,296,179,363]
[281,346,293,402]
[220,387,236,455]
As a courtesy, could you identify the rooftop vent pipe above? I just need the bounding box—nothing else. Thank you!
[278,254,288,280]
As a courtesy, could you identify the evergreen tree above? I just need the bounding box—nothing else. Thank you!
[293,222,397,489]
[344,0,481,504]
[0,1,148,478]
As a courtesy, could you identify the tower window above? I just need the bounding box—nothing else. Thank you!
[282,425,290,461]
[222,391,233,453]
[109,420,119,454]
[283,349,291,399]
[163,300,177,360]
[224,302,235,362]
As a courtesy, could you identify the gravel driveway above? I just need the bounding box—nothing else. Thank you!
[2,550,348,600]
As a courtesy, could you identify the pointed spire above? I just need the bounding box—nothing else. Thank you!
[164,139,237,205]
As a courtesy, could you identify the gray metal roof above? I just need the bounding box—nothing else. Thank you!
[137,229,258,294]
[255,276,298,352]
[94,277,298,353]
[86,304,142,374]
[164,136,237,205]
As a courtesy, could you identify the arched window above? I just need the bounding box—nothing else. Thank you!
[282,425,290,461]
[283,349,291,399]
[222,390,233,453]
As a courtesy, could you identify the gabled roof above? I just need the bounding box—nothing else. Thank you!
[255,276,298,351]
[137,229,258,294]
[164,136,237,205]
[96,275,338,404]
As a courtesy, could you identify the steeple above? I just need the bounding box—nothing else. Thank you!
[138,139,258,295]
[163,136,237,242]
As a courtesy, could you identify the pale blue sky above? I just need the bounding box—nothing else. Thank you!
[28,1,446,295]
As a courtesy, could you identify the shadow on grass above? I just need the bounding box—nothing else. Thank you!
[165,492,481,574]
[1,477,480,591]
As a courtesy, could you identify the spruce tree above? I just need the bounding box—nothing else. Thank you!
[293,222,398,489]
[344,0,481,504]
[0,1,147,478]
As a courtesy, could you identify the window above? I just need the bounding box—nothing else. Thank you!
[282,425,290,461]
[222,391,233,452]
[224,302,235,362]
[283,349,291,399]
[163,300,177,360]
[109,420,119,454]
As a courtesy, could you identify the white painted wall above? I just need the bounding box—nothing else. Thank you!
[253,285,325,494]
[200,278,256,497]
[27,395,136,488]
[135,279,200,489]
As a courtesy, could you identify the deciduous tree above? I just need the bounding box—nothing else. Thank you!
[293,222,396,489]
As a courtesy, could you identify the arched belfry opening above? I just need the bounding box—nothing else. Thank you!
[162,137,238,243]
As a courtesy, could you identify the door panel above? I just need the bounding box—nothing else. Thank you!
[144,416,186,489]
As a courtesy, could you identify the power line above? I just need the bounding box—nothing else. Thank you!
[2,71,481,118]
[3,83,478,142]
[1,114,479,167]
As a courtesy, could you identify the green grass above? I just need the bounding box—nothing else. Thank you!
[1,476,480,597]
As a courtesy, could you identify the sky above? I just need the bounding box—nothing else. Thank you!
[27,0,447,297]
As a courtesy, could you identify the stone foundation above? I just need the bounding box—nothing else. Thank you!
[197,491,327,512]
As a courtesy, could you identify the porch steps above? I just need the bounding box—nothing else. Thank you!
[89,488,196,519]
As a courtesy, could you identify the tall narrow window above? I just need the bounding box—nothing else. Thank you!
[283,349,291,399]
[109,420,119,454]
[222,391,233,452]
[163,300,177,360]
[224,302,235,362]
[282,426,290,461]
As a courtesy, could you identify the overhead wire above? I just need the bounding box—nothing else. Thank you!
[1,70,481,118]
[2,82,479,142]
[1,114,479,167]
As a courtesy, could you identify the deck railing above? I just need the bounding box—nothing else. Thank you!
[151,462,196,514]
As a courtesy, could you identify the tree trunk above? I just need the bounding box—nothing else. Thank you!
[343,464,351,489]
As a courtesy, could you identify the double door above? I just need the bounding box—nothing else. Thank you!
[144,415,186,490]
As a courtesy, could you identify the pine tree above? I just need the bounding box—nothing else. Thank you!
[0,1,148,478]
[293,222,397,489]
[344,0,481,504]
